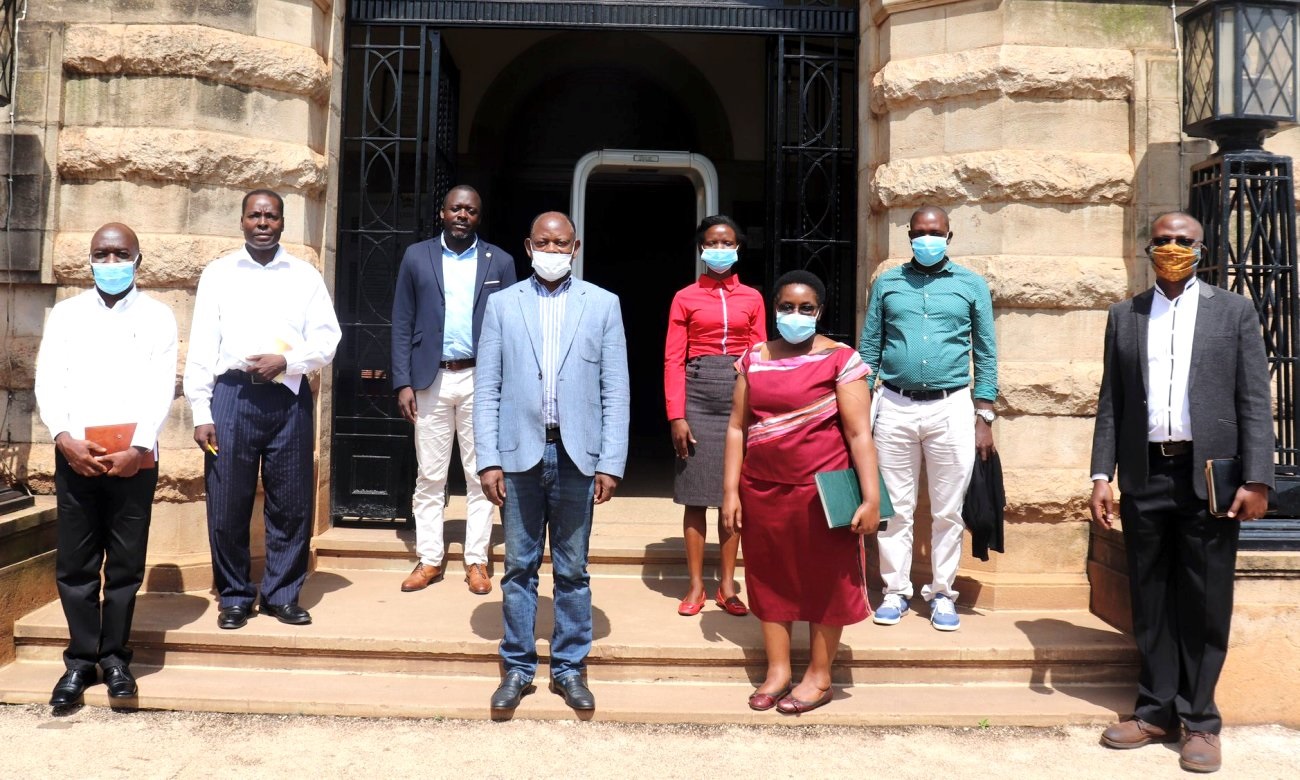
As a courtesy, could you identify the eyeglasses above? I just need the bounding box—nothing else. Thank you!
[1150,237,1198,248]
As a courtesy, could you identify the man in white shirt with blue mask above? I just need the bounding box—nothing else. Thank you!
[35,223,178,707]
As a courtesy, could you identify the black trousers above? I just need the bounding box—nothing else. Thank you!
[205,376,315,609]
[1119,451,1239,734]
[54,450,157,673]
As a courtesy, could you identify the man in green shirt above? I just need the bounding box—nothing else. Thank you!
[858,205,998,631]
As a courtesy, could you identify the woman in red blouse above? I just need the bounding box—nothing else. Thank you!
[664,215,767,617]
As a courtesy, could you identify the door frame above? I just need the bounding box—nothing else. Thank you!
[569,149,719,279]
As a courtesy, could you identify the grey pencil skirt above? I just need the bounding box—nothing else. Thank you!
[673,355,740,507]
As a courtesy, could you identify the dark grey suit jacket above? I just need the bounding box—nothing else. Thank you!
[1090,282,1274,499]
[390,234,516,392]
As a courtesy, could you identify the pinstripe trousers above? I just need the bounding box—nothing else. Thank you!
[205,375,315,609]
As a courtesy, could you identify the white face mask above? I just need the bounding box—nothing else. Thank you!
[531,251,572,282]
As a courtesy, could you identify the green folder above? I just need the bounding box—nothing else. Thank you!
[814,467,893,531]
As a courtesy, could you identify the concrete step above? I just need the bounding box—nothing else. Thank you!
[10,569,1137,686]
[0,659,1132,726]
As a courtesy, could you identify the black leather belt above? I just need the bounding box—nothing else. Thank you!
[545,426,561,443]
[222,369,270,385]
[439,358,476,371]
[882,381,968,402]
[1150,441,1193,457]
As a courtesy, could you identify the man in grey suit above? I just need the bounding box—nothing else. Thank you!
[475,211,630,712]
[391,185,516,595]
[1089,211,1272,773]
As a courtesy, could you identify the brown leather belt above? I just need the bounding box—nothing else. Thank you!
[439,358,476,371]
[1150,441,1193,457]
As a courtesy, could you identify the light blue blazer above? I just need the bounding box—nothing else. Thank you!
[474,277,630,478]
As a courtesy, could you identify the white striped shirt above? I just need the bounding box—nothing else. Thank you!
[532,275,572,428]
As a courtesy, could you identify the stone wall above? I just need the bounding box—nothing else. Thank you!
[2,0,345,588]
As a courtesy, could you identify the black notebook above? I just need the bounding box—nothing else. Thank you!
[1205,457,1277,518]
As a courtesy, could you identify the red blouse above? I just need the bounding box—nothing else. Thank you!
[663,274,767,420]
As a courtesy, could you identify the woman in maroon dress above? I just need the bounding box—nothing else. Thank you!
[721,270,881,714]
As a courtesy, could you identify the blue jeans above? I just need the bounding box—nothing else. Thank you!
[499,442,595,682]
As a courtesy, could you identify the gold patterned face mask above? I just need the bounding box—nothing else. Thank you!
[1149,242,1200,283]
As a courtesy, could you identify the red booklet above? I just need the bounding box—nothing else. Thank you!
[84,423,156,469]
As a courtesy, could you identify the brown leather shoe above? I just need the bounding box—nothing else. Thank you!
[1180,732,1222,773]
[465,563,492,595]
[400,563,443,592]
[1100,718,1178,749]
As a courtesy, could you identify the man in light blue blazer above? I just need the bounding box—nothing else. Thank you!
[475,211,629,713]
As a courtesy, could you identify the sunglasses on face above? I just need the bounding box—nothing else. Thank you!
[1150,236,1198,248]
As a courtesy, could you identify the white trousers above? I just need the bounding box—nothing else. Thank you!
[874,386,975,602]
[413,367,493,566]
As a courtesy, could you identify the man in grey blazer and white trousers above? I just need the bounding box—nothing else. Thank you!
[1089,211,1273,773]
[391,185,516,595]
[475,211,630,713]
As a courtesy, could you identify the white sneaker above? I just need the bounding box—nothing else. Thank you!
[873,593,910,625]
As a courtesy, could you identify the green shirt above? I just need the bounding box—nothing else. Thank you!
[858,259,998,402]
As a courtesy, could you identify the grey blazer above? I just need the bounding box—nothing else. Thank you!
[390,234,516,392]
[473,277,630,478]
[1090,282,1274,499]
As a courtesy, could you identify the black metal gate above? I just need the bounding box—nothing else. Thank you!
[766,32,857,342]
[333,0,858,522]
[332,25,459,522]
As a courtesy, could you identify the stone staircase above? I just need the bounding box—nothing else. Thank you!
[0,496,1138,724]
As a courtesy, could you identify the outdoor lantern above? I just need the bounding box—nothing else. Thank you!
[1180,0,1300,150]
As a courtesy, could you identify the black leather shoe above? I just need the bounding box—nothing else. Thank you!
[103,665,137,698]
[260,602,312,625]
[49,669,94,706]
[549,675,596,710]
[490,672,534,709]
[217,605,253,630]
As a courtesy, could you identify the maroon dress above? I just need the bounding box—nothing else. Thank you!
[737,343,870,626]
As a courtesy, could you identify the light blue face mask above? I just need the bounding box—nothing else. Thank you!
[910,235,948,267]
[90,259,137,296]
[701,247,739,273]
[776,312,817,344]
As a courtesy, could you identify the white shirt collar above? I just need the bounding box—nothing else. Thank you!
[441,233,479,258]
[93,285,140,311]
[237,244,289,268]
[1154,276,1199,302]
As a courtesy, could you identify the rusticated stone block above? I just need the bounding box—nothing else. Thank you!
[1002,467,1092,523]
[996,309,1108,363]
[57,127,327,195]
[62,23,327,101]
[871,45,1133,114]
[53,232,323,287]
[999,360,1104,417]
[872,150,1133,207]
[868,254,1127,310]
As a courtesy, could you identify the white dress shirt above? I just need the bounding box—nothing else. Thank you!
[1147,278,1200,443]
[183,245,341,427]
[532,274,572,428]
[35,287,178,451]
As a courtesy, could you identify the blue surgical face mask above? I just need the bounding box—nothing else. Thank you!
[700,247,738,273]
[911,235,948,267]
[90,259,137,295]
[776,312,817,344]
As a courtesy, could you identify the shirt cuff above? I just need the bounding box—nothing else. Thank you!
[130,427,158,451]
[191,405,214,428]
[1091,474,1111,482]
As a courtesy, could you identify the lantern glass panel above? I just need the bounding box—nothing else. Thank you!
[1238,5,1297,118]
[1219,8,1236,115]
[1186,9,1218,124]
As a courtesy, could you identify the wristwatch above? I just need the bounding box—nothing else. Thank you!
[975,409,996,425]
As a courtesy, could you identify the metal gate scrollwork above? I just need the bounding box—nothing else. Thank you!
[767,24,857,342]
[333,26,459,523]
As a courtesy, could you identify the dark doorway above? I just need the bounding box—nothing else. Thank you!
[582,174,700,495]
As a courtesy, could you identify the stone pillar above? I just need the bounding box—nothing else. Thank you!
[863,0,1184,608]
[5,1,344,591]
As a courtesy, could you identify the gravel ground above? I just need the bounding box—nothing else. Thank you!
[0,705,1296,779]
